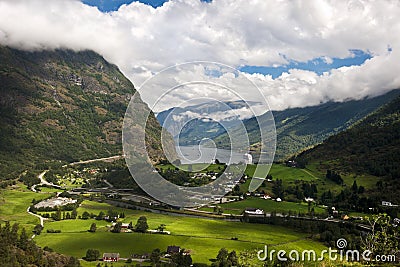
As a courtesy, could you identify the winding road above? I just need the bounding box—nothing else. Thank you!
[27,206,45,239]
[64,155,124,167]
[31,170,62,192]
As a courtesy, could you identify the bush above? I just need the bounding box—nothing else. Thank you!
[46,229,61,233]
[85,249,100,261]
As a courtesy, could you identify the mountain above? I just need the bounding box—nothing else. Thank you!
[213,90,400,160]
[296,94,400,179]
[157,100,257,146]
[0,45,175,180]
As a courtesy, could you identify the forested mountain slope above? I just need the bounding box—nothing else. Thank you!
[296,94,400,179]
[0,45,174,180]
[213,90,400,160]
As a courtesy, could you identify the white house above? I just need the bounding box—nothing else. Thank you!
[244,208,264,215]
[304,197,314,202]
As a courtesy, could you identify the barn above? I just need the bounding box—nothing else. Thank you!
[103,252,120,262]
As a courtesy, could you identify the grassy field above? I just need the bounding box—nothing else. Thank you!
[242,163,381,204]
[34,200,327,264]
[245,164,319,185]
[270,164,319,183]
[0,184,52,232]
[305,162,381,195]
[239,164,320,196]
[213,197,326,215]
[36,186,61,193]
[56,173,86,189]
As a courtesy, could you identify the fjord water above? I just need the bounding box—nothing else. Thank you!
[176,145,245,164]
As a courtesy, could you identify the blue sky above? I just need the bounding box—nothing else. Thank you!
[240,50,372,78]
[82,0,212,11]
[82,0,169,11]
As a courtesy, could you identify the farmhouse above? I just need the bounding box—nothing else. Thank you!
[111,222,130,228]
[103,252,119,262]
[243,207,265,215]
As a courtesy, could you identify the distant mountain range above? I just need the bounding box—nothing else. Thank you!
[0,45,174,180]
[157,100,258,146]
[212,90,400,160]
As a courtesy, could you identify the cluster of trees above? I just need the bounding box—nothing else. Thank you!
[79,209,125,221]
[85,249,100,261]
[111,216,149,233]
[40,208,78,221]
[271,179,318,202]
[19,171,40,187]
[170,249,193,266]
[0,222,80,266]
[46,229,62,233]
[0,179,16,189]
[156,163,226,187]
[319,180,378,213]
[33,224,44,235]
[245,214,362,249]
[101,166,143,192]
[271,179,284,198]
[325,170,343,184]
[211,248,238,267]
[149,248,192,267]
[285,182,318,200]
[135,216,149,232]
[159,168,191,186]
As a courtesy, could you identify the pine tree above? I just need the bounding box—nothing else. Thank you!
[89,223,96,233]
[135,216,149,233]
[71,209,77,219]
[18,228,29,250]
[351,180,358,192]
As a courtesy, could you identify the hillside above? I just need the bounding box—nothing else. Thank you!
[0,45,175,180]
[213,90,400,160]
[296,94,400,179]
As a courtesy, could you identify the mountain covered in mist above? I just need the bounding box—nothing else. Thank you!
[213,90,400,160]
[157,100,258,146]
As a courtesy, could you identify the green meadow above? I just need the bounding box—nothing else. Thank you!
[215,197,326,215]
[34,200,327,264]
[0,184,52,232]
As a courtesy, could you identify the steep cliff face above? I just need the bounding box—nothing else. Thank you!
[0,45,175,180]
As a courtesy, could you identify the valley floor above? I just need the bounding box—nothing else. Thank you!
[1,184,329,265]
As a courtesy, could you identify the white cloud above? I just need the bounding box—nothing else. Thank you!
[0,0,399,111]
